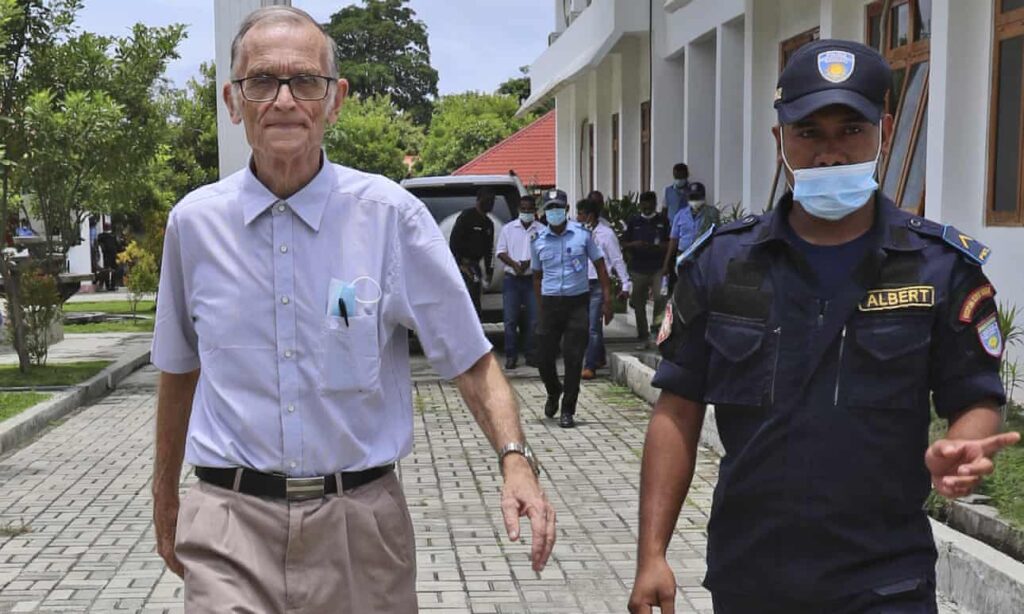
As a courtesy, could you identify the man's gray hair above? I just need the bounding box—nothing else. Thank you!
[230,6,340,79]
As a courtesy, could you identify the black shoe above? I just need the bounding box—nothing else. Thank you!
[524,357,539,368]
[559,413,575,428]
[544,395,559,418]
[505,357,518,370]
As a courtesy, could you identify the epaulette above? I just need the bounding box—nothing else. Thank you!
[906,216,991,266]
[675,214,760,268]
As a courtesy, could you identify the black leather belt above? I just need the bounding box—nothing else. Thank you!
[195,464,394,501]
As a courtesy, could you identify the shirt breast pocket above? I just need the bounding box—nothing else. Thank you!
[318,314,381,394]
[704,313,773,407]
[846,314,931,409]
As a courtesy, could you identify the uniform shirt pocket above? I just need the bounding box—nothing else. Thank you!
[846,314,931,409]
[704,313,771,407]
[318,313,381,394]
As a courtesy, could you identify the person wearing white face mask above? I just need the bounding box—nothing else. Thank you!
[630,39,1018,614]
[622,191,670,348]
[663,163,690,223]
[496,194,545,369]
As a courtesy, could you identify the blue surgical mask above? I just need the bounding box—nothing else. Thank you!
[545,208,567,226]
[519,212,535,224]
[674,179,688,189]
[781,131,882,221]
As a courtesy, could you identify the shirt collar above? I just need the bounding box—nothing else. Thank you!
[241,152,336,231]
[748,191,925,253]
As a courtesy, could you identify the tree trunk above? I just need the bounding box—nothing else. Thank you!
[1,169,30,373]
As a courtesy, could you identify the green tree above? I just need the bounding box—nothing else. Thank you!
[324,94,422,181]
[417,93,527,177]
[324,0,438,126]
[161,61,218,203]
[0,0,81,373]
[498,66,554,115]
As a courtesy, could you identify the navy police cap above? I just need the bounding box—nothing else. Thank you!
[774,39,892,124]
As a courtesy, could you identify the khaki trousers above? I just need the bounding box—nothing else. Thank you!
[175,471,417,613]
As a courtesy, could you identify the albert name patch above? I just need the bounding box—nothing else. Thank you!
[859,286,935,312]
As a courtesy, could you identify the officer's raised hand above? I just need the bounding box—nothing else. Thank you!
[926,431,1021,499]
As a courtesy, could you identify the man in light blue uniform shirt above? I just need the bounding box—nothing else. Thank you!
[531,190,612,428]
[149,7,555,612]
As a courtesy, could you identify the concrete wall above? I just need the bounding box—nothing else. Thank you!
[214,0,291,179]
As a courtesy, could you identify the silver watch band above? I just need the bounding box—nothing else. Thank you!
[498,442,540,476]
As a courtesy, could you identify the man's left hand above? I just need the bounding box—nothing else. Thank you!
[617,290,630,302]
[500,454,556,572]
[485,271,494,286]
[602,299,614,325]
[926,432,1021,499]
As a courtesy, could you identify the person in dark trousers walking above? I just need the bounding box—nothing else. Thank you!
[450,188,496,315]
[97,223,119,291]
[531,190,613,428]
[629,39,1020,614]
[622,191,670,349]
[497,195,544,369]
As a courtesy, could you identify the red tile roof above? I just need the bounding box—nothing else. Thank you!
[453,110,556,188]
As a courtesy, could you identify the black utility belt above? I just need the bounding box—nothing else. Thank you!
[195,464,394,501]
[541,293,589,303]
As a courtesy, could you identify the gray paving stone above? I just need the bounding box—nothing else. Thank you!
[1,367,691,612]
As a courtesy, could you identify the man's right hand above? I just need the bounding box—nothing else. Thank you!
[153,489,184,577]
[628,557,677,613]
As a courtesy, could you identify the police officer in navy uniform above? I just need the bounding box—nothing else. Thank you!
[532,190,613,428]
[628,39,1020,614]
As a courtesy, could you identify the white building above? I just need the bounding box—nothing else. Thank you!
[522,0,1024,313]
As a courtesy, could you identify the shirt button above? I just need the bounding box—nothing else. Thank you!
[281,296,290,305]
[277,204,286,213]
[284,350,293,358]
[280,244,288,254]
[287,404,295,413]
[290,461,297,469]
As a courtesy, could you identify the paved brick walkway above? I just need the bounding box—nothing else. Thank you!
[0,362,962,613]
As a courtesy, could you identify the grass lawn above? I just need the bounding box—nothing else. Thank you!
[64,320,154,334]
[0,361,111,387]
[0,392,51,421]
[63,300,154,314]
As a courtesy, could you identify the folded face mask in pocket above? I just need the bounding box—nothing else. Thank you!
[327,278,358,317]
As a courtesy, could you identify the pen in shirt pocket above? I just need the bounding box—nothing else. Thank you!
[338,298,349,327]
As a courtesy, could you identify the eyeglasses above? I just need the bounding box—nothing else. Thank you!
[232,74,334,102]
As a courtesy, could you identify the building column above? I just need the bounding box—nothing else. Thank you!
[650,4,686,202]
[819,0,863,40]
[715,18,744,208]
[555,85,578,198]
[743,0,780,213]
[619,38,642,198]
[214,0,290,178]
[594,61,614,199]
[684,33,717,205]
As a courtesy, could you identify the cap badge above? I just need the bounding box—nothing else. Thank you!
[818,50,856,83]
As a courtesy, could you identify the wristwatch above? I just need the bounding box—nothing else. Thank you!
[498,442,540,477]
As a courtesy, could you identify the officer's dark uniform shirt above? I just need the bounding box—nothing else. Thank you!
[653,192,1006,599]
[623,214,670,274]
[450,207,495,270]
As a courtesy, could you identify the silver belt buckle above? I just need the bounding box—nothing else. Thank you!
[285,476,326,501]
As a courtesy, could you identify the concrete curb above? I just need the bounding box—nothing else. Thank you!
[944,499,1024,563]
[0,347,151,455]
[608,351,1024,614]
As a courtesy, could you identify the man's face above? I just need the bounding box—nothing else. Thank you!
[478,196,495,213]
[672,168,688,181]
[773,104,894,185]
[224,22,347,162]
[519,200,536,216]
[640,199,656,216]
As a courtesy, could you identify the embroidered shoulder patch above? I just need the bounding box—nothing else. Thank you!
[675,224,716,268]
[959,284,996,323]
[941,226,991,265]
[976,313,1004,358]
[858,286,935,312]
[657,303,674,346]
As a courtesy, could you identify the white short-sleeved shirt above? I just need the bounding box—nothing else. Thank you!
[151,157,492,476]
[587,220,632,292]
[495,219,544,274]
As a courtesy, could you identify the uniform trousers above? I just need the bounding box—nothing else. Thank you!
[712,576,937,614]
[536,293,590,415]
[175,471,416,613]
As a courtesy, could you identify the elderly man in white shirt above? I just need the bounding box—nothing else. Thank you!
[577,196,630,380]
[150,7,555,613]
[496,194,545,370]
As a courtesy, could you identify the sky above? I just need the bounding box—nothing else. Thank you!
[75,0,553,94]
